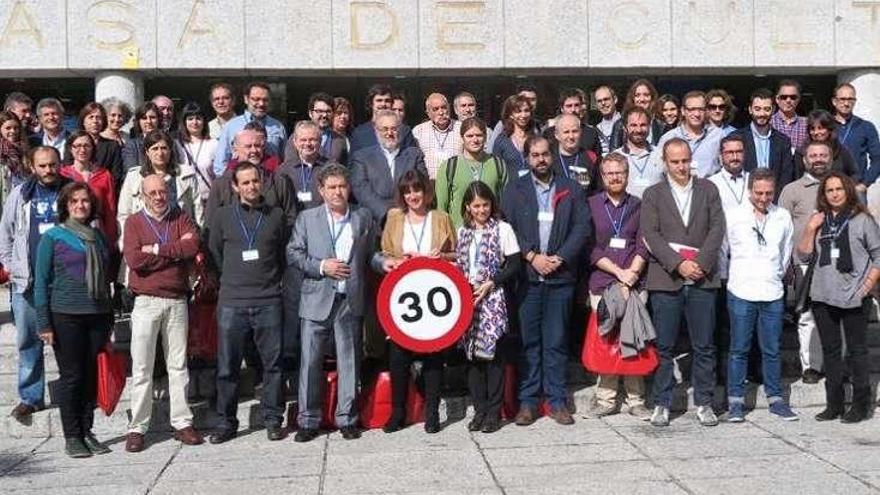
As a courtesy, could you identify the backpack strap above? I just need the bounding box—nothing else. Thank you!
[445,155,458,211]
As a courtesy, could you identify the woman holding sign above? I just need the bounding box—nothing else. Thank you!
[454,181,521,433]
[379,169,457,434]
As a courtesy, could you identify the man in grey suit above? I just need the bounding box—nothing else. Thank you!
[288,163,390,442]
[640,137,726,428]
[350,109,428,224]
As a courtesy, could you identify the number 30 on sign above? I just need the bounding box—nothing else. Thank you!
[376,257,475,353]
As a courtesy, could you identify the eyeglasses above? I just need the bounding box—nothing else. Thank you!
[684,107,706,112]
[777,94,799,101]
[707,104,728,111]
[71,143,93,149]
[835,97,857,103]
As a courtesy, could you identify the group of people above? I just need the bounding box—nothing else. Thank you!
[1,77,879,459]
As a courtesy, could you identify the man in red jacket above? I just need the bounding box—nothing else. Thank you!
[121,174,203,452]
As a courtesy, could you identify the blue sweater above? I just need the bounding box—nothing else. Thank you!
[838,115,880,184]
[33,225,111,330]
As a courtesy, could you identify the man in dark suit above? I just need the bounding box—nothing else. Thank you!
[543,87,603,159]
[349,110,428,224]
[501,135,591,427]
[28,98,70,155]
[641,137,725,428]
[283,92,347,165]
[733,88,794,191]
[349,84,415,154]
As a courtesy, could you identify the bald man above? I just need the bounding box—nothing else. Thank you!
[412,92,463,179]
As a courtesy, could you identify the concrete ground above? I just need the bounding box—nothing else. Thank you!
[2,405,880,495]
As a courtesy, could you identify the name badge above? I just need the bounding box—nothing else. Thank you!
[831,248,840,260]
[609,237,627,249]
[38,223,53,234]
[518,169,530,177]
[297,191,313,203]
[537,211,554,222]
[242,249,260,262]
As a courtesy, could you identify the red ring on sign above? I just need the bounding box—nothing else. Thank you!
[376,257,474,353]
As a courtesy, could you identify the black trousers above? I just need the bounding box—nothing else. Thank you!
[51,312,110,439]
[389,342,442,421]
[468,358,504,420]
[812,300,871,410]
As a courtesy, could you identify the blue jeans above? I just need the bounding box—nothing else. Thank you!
[216,304,284,430]
[651,286,717,409]
[517,282,574,410]
[727,293,784,403]
[12,292,45,407]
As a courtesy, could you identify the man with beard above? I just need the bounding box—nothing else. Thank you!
[412,93,462,179]
[779,140,832,384]
[733,88,794,192]
[614,107,662,199]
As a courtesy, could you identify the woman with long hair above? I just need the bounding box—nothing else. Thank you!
[654,94,680,136]
[797,171,880,423]
[174,102,217,206]
[65,102,124,186]
[793,110,859,180]
[609,79,664,149]
[491,95,536,175]
[122,102,162,171]
[0,111,30,206]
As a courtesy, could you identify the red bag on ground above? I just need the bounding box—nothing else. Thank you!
[581,310,659,376]
[321,371,338,430]
[96,343,127,416]
[360,371,425,429]
[501,363,519,420]
[187,300,218,360]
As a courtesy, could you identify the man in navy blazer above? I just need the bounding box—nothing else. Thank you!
[501,135,591,427]
[349,109,428,224]
[734,88,794,191]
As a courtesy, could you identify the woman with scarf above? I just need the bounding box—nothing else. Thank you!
[0,111,30,208]
[34,182,113,458]
[798,171,880,423]
[454,181,521,433]
[378,170,456,434]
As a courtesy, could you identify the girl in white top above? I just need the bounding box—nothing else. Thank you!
[174,102,217,205]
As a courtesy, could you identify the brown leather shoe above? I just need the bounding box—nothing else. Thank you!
[125,432,145,453]
[173,426,204,445]
[514,407,538,426]
[549,407,575,426]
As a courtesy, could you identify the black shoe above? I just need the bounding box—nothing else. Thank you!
[802,369,822,384]
[294,428,320,443]
[467,413,485,432]
[481,418,501,434]
[64,438,92,459]
[841,407,868,424]
[208,428,237,444]
[82,433,111,455]
[383,414,406,433]
[815,408,843,421]
[340,426,361,440]
[266,424,285,441]
[424,419,441,434]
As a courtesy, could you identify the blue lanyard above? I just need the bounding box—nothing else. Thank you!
[471,231,485,274]
[826,213,851,243]
[406,216,428,253]
[328,211,349,257]
[300,164,313,192]
[604,198,628,237]
[141,210,170,245]
[234,204,263,250]
[632,153,650,177]
[840,120,853,145]
[559,153,579,178]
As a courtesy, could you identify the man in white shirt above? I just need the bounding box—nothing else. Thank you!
[412,93,462,179]
[614,107,662,199]
[724,168,798,421]
[709,134,750,279]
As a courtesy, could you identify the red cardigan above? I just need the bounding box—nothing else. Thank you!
[60,165,118,247]
[122,208,199,299]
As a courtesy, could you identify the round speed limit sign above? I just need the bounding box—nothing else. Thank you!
[376,257,474,353]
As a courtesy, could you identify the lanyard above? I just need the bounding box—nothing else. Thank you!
[723,173,746,204]
[840,120,853,145]
[604,199,628,238]
[141,209,170,245]
[753,212,768,247]
[328,211,349,257]
[234,204,263,250]
[826,212,851,243]
[470,231,485,275]
[559,153,579,179]
[632,153,650,177]
[406,215,429,253]
[300,164,313,192]
[433,126,451,151]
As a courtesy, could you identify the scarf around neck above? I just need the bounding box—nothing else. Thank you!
[63,219,107,301]
[818,209,854,273]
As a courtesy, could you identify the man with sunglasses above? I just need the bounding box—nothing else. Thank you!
[770,79,808,153]
[723,167,797,422]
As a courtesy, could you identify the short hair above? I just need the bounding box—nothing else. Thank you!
[662,137,691,160]
[748,168,776,189]
[243,81,271,98]
[308,92,333,112]
[57,182,98,224]
[77,102,107,132]
[557,87,584,111]
[460,181,499,227]
[332,96,353,132]
[100,97,133,124]
[65,130,96,162]
[27,145,61,167]
[365,83,393,114]
[748,88,775,106]
[392,91,407,105]
[317,162,350,186]
[453,91,476,107]
[706,89,736,124]
[623,79,658,111]
[141,130,178,176]
[593,85,617,99]
[131,102,160,137]
[140,173,168,195]
[804,139,833,155]
[373,109,399,125]
[682,90,707,105]
[293,119,320,138]
[394,169,433,210]
[523,135,549,156]
[242,120,267,136]
[600,152,629,173]
[3,91,32,111]
[777,79,802,94]
[459,117,486,137]
[623,106,650,125]
[177,102,209,141]
[500,94,532,137]
[515,82,538,95]
[233,128,264,147]
[719,133,745,152]
[232,161,260,185]
[833,83,856,97]
[653,94,680,121]
[36,97,66,117]
[210,82,234,96]
[555,113,581,129]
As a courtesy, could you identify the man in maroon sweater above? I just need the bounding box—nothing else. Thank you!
[122,174,203,452]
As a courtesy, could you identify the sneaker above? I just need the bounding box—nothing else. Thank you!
[650,406,669,427]
[727,403,745,423]
[628,404,652,421]
[696,406,718,427]
[769,402,799,421]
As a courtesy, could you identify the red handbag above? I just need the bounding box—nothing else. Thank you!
[96,343,127,415]
[321,371,338,430]
[501,363,519,420]
[360,371,425,429]
[581,310,659,376]
[187,300,218,360]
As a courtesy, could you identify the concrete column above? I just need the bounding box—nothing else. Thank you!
[838,69,880,129]
[94,71,144,112]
